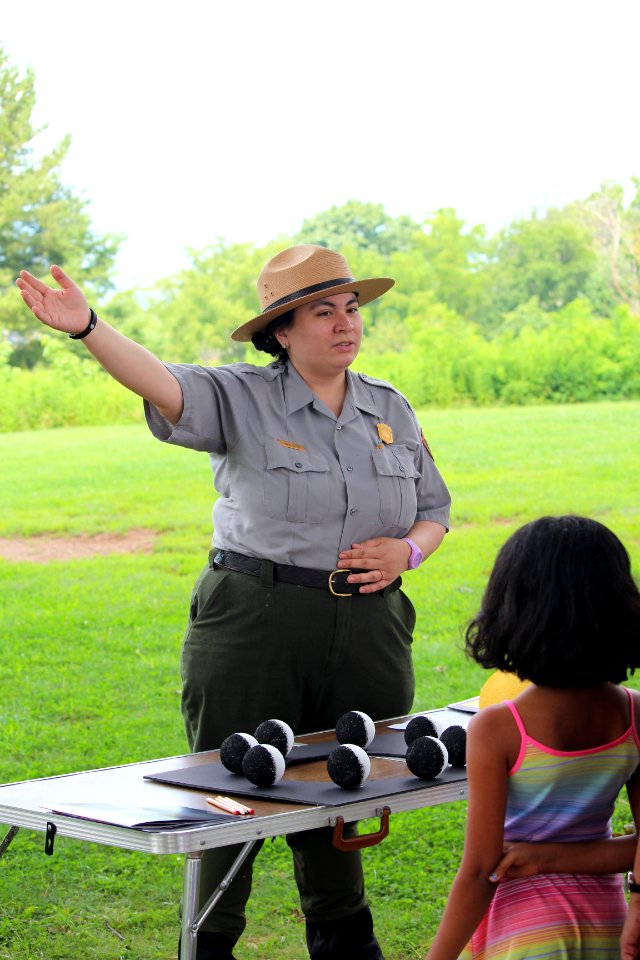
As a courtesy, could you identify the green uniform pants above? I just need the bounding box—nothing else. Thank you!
[181,553,416,939]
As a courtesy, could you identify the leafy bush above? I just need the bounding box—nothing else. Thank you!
[0,338,141,431]
[357,300,640,408]
[2,298,639,431]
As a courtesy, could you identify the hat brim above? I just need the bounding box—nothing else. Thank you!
[231,277,395,342]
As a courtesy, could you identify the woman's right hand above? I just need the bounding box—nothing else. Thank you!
[16,265,90,336]
[18,264,185,424]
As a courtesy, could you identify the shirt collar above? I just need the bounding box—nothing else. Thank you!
[347,370,380,418]
[283,363,316,415]
[283,365,380,420]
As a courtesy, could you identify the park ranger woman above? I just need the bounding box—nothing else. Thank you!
[17,244,451,960]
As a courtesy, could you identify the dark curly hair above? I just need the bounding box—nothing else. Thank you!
[251,311,294,363]
[465,515,640,687]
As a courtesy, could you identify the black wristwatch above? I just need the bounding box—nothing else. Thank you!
[627,872,640,893]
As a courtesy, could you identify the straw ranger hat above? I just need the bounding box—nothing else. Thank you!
[231,244,395,342]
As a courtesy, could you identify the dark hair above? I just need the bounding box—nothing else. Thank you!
[251,311,294,363]
[465,515,640,687]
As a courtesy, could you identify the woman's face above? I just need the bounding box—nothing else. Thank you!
[276,292,362,379]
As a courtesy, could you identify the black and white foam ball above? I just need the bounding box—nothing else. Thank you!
[404,714,438,746]
[327,744,371,790]
[406,735,449,780]
[254,719,295,757]
[439,725,467,767]
[242,743,286,788]
[335,710,375,749]
[220,732,259,775]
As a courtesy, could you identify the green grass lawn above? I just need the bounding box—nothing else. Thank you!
[1,400,639,959]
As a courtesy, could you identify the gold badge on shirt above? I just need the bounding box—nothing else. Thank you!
[376,422,394,445]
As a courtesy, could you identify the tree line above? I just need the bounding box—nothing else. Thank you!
[1,45,639,428]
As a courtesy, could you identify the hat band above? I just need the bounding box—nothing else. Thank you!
[262,277,356,313]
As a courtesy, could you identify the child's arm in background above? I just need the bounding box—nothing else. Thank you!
[424,707,511,960]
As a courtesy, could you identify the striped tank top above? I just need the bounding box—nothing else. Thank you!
[462,686,640,959]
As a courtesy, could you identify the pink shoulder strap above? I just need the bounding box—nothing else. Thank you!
[624,686,640,748]
[505,699,527,737]
[505,699,527,774]
[626,685,635,721]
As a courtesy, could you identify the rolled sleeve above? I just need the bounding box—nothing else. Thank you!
[414,447,451,530]
[402,400,450,530]
[144,363,249,453]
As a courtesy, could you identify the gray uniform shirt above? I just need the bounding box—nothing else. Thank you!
[145,361,451,571]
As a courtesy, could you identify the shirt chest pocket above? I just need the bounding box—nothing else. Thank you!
[263,441,331,524]
[372,446,420,530]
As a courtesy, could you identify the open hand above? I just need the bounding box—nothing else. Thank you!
[16,265,90,335]
[338,537,411,594]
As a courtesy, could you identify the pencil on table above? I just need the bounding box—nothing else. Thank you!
[206,795,254,815]
[206,795,239,814]
[220,795,254,815]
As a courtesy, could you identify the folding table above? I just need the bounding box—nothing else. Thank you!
[0,709,470,959]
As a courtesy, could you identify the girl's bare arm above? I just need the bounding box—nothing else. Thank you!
[425,708,511,959]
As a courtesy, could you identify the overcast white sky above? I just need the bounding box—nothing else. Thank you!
[2,0,639,290]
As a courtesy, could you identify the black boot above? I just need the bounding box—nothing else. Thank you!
[305,906,384,959]
[178,930,239,959]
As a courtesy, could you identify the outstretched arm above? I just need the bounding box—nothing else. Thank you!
[17,265,184,424]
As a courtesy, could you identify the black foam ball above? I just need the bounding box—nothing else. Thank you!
[335,710,375,748]
[242,743,286,788]
[404,714,438,746]
[220,732,258,775]
[327,744,371,790]
[440,725,467,767]
[406,735,448,780]
[254,718,294,757]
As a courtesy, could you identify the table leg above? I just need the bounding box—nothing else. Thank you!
[181,852,202,960]
[0,825,19,860]
[180,841,258,960]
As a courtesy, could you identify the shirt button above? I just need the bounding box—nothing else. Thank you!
[349,508,357,515]
[399,465,406,473]
[336,425,342,430]
[346,465,353,472]
[294,462,303,468]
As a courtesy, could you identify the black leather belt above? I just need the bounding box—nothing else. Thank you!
[212,549,401,596]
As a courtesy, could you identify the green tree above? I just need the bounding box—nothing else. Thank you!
[146,239,289,363]
[295,200,421,257]
[0,46,121,350]
[482,210,597,331]
[392,208,488,321]
[572,180,640,315]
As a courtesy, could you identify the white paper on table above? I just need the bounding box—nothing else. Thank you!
[387,705,475,734]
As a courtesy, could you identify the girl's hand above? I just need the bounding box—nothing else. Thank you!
[491,834,637,881]
[338,537,411,594]
[489,842,544,881]
[16,265,90,335]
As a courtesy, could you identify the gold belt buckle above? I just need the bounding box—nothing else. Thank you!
[328,568,352,597]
